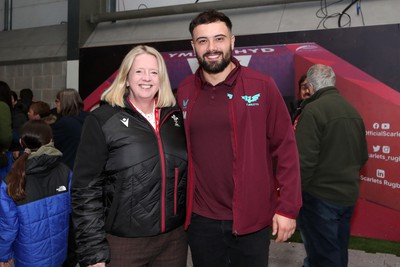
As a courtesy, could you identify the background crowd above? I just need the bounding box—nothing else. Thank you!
[0,83,87,267]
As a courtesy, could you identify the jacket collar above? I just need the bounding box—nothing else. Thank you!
[300,86,338,108]
[28,142,62,159]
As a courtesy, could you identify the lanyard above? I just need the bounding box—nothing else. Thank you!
[155,108,160,133]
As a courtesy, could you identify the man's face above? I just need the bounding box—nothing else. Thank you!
[191,21,235,74]
[300,79,313,100]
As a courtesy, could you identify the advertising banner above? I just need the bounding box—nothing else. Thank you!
[83,43,400,241]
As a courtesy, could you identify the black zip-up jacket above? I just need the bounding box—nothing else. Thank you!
[71,101,187,266]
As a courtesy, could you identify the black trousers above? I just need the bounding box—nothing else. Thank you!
[188,213,270,267]
[62,216,78,267]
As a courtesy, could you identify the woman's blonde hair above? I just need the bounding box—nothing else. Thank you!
[101,45,176,108]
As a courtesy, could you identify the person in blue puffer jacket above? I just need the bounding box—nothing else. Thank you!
[0,119,71,267]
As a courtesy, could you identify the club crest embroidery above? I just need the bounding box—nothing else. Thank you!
[241,93,261,106]
[171,115,180,127]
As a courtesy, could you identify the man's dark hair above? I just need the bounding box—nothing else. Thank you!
[19,88,33,101]
[189,9,232,36]
[298,74,307,93]
[0,80,12,109]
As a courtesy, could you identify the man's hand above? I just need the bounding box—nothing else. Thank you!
[272,213,296,242]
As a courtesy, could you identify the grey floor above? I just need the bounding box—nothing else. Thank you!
[186,241,400,267]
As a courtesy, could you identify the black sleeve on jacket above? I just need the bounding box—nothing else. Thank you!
[71,113,110,265]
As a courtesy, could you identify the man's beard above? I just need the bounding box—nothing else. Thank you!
[197,50,231,74]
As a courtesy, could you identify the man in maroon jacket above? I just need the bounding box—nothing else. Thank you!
[177,9,302,267]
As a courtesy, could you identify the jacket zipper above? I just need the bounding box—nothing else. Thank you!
[156,109,179,233]
[156,131,167,233]
[229,95,239,235]
[174,167,178,215]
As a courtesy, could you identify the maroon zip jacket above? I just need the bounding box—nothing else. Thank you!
[176,58,302,235]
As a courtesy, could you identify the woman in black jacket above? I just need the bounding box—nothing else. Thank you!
[71,45,188,267]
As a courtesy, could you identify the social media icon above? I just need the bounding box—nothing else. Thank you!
[372,123,380,129]
[382,146,390,154]
[376,169,385,179]
[372,145,380,152]
[381,123,390,130]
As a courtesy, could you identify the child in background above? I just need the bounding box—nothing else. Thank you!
[0,120,71,267]
[12,101,57,160]
[27,101,57,124]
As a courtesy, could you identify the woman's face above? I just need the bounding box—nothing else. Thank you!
[55,98,61,114]
[126,53,160,104]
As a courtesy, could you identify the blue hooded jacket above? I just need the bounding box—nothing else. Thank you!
[0,144,71,267]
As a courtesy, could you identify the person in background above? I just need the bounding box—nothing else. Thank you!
[16,88,33,116]
[52,88,88,170]
[71,45,188,267]
[13,88,33,130]
[295,64,368,267]
[27,101,57,124]
[0,120,71,267]
[10,91,28,163]
[292,74,314,129]
[49,88,88,267]
[176,9,302,267]
[11,101,57,160]
[11,88,34,143]
[27,101,51,121]
[10,91,18,108]
[0,81,12,178]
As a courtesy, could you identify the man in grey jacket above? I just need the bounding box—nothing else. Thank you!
[295,64,368,267]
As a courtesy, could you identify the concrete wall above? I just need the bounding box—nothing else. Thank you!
[0,61,66,108]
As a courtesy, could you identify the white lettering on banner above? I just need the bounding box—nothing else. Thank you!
[169,52,194,58]
[234,47,275,54]
[360,175,400,190]
[366,130,400,137]
[369,153,400,163]
[388,155,400,162]
[261,48,275,53]
[384,180,400,189]
[168,47,276,58]
[235,49,248,54]
[369,153,386,160]
[360,175,383,184]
